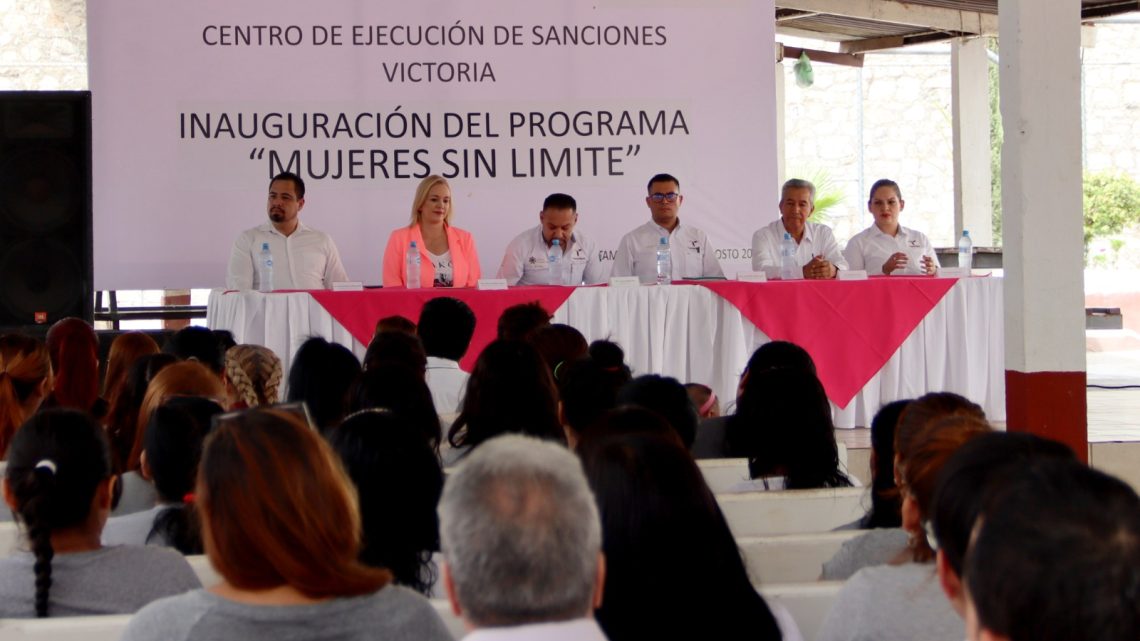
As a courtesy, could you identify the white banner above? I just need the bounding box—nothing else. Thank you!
[89,0,776,289]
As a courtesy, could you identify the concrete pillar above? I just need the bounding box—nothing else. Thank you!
[775,58,786,186]
[999,0,1087,460]
[951,37,993,246]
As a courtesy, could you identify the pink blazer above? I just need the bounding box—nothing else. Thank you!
[382,224,481,288]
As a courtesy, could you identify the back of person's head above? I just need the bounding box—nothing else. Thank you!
[931,431,1076,578]
[4,409,114,617]
[727,367,851,489]
[895,391,984,461]
[200,407,391,597]
[578,432,781,641]
[417,297,476,361]
[685,383,720,418]
[896,415,991,562]
[102,332,159,399]
[45,317,100,413]
[439,434,600,626]
[447,339,564,451]
[496,301,552,341]
[327,409,443,594]
[967,460,1140,641]
[527,324,588,375]
[106,352,178,472]
[579,406,682,449]
[163,326,225,375]
[211,330,237,353]
[587,340,632,377]
[129,360,224,472]
[861,399,911,529]
[286,337,361,432]
[556,343,632,442]
[347,363,441,451]
[223,344,283,408]
[374,314,416,337]
[616,375,699,448]
[144,396,224,554]
[744,340,817,378]
[0,334,53,457]
[363,330,427,376]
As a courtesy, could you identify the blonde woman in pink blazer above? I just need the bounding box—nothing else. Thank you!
[382,175,481,288]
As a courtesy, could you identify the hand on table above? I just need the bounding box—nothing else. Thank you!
[803,256,837,280]
[881,252,908,275]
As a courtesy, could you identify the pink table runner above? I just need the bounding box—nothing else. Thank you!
[308,286,577,371]
[694,277,957,408]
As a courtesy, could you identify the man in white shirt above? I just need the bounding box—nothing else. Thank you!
[438,435,608,641]
[752,178,848,279]
[496,193,606,286]
[417,296,475,415]
[225,171,348,290]
[611,173,725,283]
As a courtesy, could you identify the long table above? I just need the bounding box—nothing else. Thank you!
[207,277,1004,428]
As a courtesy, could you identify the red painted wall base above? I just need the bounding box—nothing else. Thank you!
[1005,370,1088,463]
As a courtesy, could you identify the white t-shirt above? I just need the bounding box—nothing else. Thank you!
[751,218,848,277]
[496,226,606,285]
[611,219,724,283]
[226,222,348,290]
[428,249,454,288]
[425,356,468,415]
[843,224,941,275]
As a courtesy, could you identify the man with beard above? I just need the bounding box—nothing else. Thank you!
[226,172,349,290]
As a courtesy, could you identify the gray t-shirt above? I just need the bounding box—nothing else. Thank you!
[0,545,201,617]
[816,562,963,641]
[821,528,910,580]
[121,585,454,641]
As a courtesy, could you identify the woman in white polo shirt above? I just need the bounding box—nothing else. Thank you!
[843,179,939,276]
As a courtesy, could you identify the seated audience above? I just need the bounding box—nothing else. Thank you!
[327,409,444,595]
[929,432,1076,617]
[438,434,608,639]
[362,330,427,377]
[965,460,1140,641]
[0,333,53,459]
[578,432,791,641]
[616,374,700,449]
[816,415,991,641]
[685,382,720,418]
[103,397,223,552]
[222,344,283,409]
[106,353,178,474]
[445,340,565,462]
[286,337,361,433]
[120,407,451,641]
[527,323,588,376]
[725,368,852,490]
[163,326,226,375]
[0,409,199,617]
[416,296,476,415]
[348,364,442,452]
[43,317,106,419]
[496,301,552,341]
[102,332,160,406]
[555,340,632,448]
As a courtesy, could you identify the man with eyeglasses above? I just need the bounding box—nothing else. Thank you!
[751,178,847,279]
[611,173,725,283]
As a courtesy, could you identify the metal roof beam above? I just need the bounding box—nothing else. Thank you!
[775,0,998,35]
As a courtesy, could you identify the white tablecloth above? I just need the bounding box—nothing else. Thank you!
[208,277,1004,428]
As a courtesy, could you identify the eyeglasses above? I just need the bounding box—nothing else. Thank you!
[649,192,680,203]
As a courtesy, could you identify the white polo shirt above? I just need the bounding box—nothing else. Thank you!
[751,219,848,278]
[843,223,941,275]
[226,222,348,290]
[425,356,468,415]
[496,226,606,285]
[611,219,724,283]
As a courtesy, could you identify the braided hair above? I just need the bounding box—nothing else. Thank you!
[5,409,113,617]
[223,345,283,408]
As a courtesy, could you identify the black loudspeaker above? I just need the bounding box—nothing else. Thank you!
[0,91,93,330]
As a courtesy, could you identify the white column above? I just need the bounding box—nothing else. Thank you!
[775,58,786,186]
[951,37,993,245]
[999,0,1087,458]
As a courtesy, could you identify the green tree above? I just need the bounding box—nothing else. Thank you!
[1083,171,1140,245]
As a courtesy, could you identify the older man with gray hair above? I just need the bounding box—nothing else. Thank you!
[438,434,607,640]
[751,177,847,279]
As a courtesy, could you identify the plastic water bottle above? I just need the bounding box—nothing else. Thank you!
[548,239,564,286]
[406,240,421,289]
[779,232,799,280]
[257,242,274,292]
[655,236,672,285]
[958,230,973,274]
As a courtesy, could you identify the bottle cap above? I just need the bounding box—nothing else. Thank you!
[262,242,269,250]
[659,236,668,245]
[410,240,417,248]
[553,239,560,246]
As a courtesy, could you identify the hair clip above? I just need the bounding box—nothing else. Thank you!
[698,392,718,415]
[182,492,195,505]
[34,459,57,475]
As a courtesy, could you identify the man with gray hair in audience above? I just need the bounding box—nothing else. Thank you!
[438,434,608,640]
